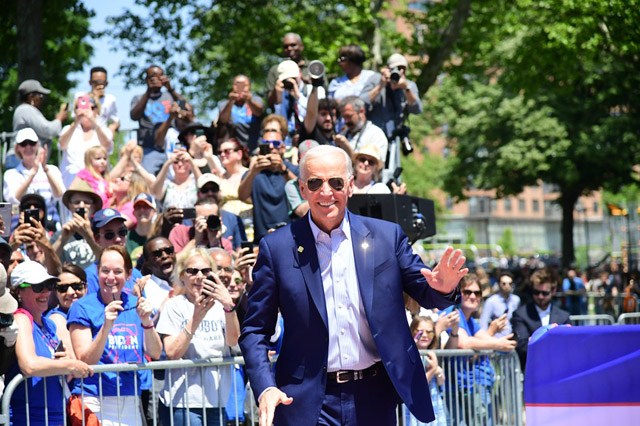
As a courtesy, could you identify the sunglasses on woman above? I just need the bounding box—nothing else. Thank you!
[306,177,345,192]
[56,282,86,293]
[462,289,482,298]
[20,281,56,293]
[18,140,38,147]
[184,267,213,276]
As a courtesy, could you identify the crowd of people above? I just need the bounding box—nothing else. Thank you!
[0,31,634,426]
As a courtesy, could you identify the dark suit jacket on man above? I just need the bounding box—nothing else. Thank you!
[239,212,459,426]
[511,302,570,369]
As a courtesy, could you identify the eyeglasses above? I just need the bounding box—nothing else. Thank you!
[263,128,280,133]
[184,267,213,276]
[500,280,513,286]
[151,247,174,258]
[18,140,38,147]
[20,281,56,293]
[420,330,435,336]
[100,227,128,241]
[199,185,219,194]
[57,282,86,293]
[532,289,551,296]
[218,148,239,156]
[306,177,345,192]
[217,266,234,274]
[262,139,282,148]
[337,56,348,63]
[90,80,108,86]
[462,289,482,298]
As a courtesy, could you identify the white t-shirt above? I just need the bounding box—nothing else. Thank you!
[3,162,63,206]
[156,295,231,408]
[59,124,113,189]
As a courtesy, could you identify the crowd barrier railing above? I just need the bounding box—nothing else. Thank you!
[568,314,616,326]
[1,350,523,426]
[617,312,640,325]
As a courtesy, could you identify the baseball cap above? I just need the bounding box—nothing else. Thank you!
[91,208,126,230]
[197,173,222,191]
[387,53,409,69]
[298,139,320,159]
[133,193,157,210]
[0,237,11,254]
[15,128,39,144]
[20,193,46,212]
[177,122,205,143]
[18,79,51,97]
[10,260,59,289]
[0,264,17,314]
[277,60,300,82]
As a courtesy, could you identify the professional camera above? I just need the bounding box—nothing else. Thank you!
[391,125,413,155]
[386,167,403,192]
[390,67,402,83]
[206,214,221,231]
[308,60,325,87]
[283,80,295,91]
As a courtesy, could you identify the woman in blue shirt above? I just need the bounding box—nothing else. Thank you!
[7,260,92,426]
[68,245,162,425]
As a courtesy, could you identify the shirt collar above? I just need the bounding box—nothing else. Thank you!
[308,211,351,243]
[534,303,551,318]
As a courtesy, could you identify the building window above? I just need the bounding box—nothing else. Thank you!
[446,197,454,211]
[519,199,526,212]
[504,198,512,212]
[533,200,540,212]
[593,202,598,214]
[490,199,497,212]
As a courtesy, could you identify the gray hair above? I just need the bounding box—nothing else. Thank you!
[299,145,353,183]
[283,32,303,45]
[209,247,234,268]
[340,95,365,112]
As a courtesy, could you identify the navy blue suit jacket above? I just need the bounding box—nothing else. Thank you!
[239,212,459,426]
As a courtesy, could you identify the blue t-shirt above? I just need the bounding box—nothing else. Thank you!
[443,307,495,391]
[45,306,68,321]
[7,310,64,426]
[85,262,143,295]
[67,292,147,397]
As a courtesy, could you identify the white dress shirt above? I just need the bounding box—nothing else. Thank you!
[309,213,380,372]
[535,304,552,327]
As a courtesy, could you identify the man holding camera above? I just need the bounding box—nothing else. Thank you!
[218,75,264,152]
[360,53,422,139]
[168,198,233,254]
[130,65,186,175]
[238,129,299,243]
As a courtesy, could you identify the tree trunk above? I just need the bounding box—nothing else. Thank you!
[559,192,579,270]
[415,0,472,96]
[17,0,43,82]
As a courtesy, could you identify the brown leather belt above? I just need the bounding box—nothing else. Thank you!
[327,362,382,384]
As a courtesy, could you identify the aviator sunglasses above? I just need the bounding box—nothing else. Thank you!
[306,177,345,192]
[462,289,482,297]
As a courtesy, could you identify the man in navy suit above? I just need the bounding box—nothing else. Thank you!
[511,269,571,370]
[239,145,468,426]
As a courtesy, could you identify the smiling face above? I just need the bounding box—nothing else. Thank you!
[56,272,87,311]
[299,149,353,233]
[218,141,242,168]
[181,255,212,303]
[461,281,482,314]
[19,283,52,317]
[354,154,378,180]
[145,238,175,281]
[98,249,128,301]
[413,319,436,350]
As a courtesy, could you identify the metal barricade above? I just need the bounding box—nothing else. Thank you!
[569,314,616,326]
[2,351,523,426]
[401,349,524,426]
[617,312,640,325]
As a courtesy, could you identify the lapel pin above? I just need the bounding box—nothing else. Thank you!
[298,246,304,253]
[361,241,369,250]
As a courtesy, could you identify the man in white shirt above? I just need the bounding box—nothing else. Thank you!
[339,96,388,167]
[141,237,176,320]
[511,269,570,370]
[75,66,120,134]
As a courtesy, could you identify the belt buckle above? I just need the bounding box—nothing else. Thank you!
[335,371,350,384]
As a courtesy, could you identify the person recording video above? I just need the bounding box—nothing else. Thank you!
[360,53,422,140]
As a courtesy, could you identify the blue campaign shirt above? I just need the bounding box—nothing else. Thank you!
[85,262,143,295]
[67,292,147,397]
[443,306,495,391]
[7,310,64,426]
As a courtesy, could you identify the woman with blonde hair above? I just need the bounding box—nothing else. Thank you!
[156,247,240,426]
[68,145,111,207]
[108,170,147,228]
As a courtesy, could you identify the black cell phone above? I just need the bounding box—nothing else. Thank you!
[182,208,196,220]
[75,207,86,218]
[241,241,253,252]
[177,99,186,110]
[258,143,271,156]
[503,307,510,315]
[55,340,65,352]
[24,208,39,227]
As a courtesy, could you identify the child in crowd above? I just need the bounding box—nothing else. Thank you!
[70,145,111,207]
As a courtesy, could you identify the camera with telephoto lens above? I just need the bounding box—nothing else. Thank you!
[308,60,325,87]
[391,125,413,155]
[390,67,402,83]
[206,214,221,231]
[283,80,295,91]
